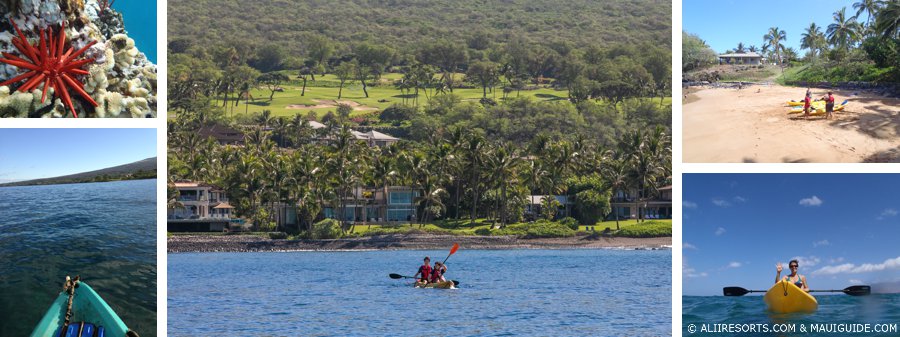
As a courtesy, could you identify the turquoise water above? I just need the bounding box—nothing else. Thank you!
[0,180,157,337]
[683,294,900,336]
[169,249,672,336]
[114,1,157,63]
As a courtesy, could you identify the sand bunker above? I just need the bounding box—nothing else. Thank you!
[683,84,900,163]
[286,99,378,111]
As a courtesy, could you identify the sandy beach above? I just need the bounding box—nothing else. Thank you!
[167,233,672,253]
[684,84,900,162]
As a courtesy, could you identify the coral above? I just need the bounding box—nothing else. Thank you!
[0,0,156,118]
[0,19,97,117]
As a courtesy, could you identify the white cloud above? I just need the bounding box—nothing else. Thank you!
[791,256,821,268]
[812,239,830,247]
[715,227,726,236]
[799,196,823,206]
[849,279,863,284]
[829,257,845,264]
[712,198,731,207]
[728,262,742,268]
[683,201,698,209]
[683,242,698,250]
[733,196,748,203]
[877,208,898,220]
[813,256,900,275]
[683,259,708,278]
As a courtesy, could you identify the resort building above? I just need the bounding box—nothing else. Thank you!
[168,180,237,232]
[609,185,672,220]
[718,52,763,65]
[275,186,420,228]
[524,195,571,220]
[198,123,245,145]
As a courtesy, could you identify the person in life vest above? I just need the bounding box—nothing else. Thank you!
[821,91,835,119]
[430,261,447,283]
[803,92,812,118]
[413,256,432,283]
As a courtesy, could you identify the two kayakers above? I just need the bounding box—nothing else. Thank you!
[413,256,432,283]
[412,257,449,284]
[776,259,809,292]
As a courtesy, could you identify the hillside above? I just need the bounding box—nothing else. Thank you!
[168,0,671,54]
[0,157,157,187]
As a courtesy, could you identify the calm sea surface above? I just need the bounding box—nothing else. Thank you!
[169,249,671,336]
[683,294,900,336]
[0,180,157,337]
[115,1,157,63]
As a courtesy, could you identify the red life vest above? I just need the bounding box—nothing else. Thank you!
[418,265,432,282]
[826,94,835,104]
[430,267,443,282]
[804,96,811,108]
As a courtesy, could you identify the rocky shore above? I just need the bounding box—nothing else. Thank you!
[167,233,672,253]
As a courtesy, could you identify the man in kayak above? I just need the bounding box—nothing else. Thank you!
[776,259,809,292]
[413,257,432,284]
[430,261,447,283]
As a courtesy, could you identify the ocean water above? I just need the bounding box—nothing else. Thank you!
[683,294,900,336]
[114,1,157,63]
[0,180,157,337]
[169,249,672,336]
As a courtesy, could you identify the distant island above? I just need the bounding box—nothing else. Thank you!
[0,157,157,187]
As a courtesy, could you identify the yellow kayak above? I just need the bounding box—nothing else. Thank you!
[414,280,455,289]
[787,100,824,107]
[788,100,848,114]
[764,280,818,313]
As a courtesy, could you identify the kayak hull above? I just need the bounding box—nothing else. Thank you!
[30,282,131,337]
[414,280,455,289]
[764,280,818,313]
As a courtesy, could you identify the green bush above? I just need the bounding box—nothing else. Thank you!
[614,221,671,238]
[559,217,579,231]
[268,232,288,239]
[474,228,492,236]
[494,220,576,238]
[310,219,343,239]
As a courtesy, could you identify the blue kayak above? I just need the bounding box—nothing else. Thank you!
[30,280,133,337]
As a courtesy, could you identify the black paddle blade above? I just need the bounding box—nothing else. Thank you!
[844,285,871,296]
[723,287,749,296]
[452,280,460,286]
[389,273,403,279]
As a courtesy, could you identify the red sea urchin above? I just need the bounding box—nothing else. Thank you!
[0,19,98,117]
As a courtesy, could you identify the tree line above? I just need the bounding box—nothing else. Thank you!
[168,110,671,234]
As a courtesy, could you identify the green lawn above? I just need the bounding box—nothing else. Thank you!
[206,72,675,119]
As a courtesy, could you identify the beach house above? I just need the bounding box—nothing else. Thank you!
[718,52,763,65]
[274,186,420,228]
[609,185,672,220]
[168,180,237,232]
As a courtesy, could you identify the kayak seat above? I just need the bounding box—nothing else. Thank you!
[57,322,104,337]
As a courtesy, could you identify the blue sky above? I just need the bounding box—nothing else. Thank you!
[683,0,872,53]
[0,129,156,183]
[683,174,900,296]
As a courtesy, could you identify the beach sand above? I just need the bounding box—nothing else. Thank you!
[168,233,672,253]
[683,84,900,162]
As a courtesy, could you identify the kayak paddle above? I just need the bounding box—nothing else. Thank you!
[724,285,871,296]
[388,274,460,286]
[809,285,870,296]
[723,287,766,296]
[441,243,460,265]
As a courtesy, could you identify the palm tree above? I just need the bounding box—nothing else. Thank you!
[485,143,521,227]
[601,154,630,230]
[763,27,787,70]
[854,0,884,29]
[735,42,746,53]
[464,133,487,221]
[801,22,827,60]
[748,45,758,53]
[874,0,900,38]
[827,7,863,52]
